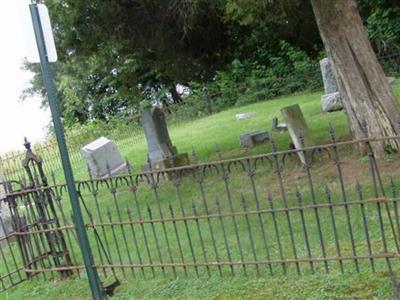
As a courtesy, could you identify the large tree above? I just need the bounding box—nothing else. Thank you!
[311,0,400,156]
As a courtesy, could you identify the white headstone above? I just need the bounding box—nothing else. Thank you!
[322,92,343,112]
[320,57,343,112]
[81,137,126,178]
[235,112,256,121]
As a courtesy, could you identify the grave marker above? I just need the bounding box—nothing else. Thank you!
[141,107,189,171]
[81,137,126,178]
[281,104,314,164]
[320,57,343,112]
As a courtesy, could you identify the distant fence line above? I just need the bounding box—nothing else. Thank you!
[1,129,400,296]
[0,123,146,181]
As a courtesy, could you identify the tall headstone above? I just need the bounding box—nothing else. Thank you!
[141,107,189,171]
[320,57,343,112]
[281,104,314,164]
[81,137,126,178]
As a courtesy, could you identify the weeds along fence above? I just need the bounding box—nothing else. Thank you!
[2,129,400,294]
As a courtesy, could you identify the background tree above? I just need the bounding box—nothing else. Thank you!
[24,0,400,127]
[311,0,400,155]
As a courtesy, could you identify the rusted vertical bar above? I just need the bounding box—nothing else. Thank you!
[215,147,246,276]
[106,167,135,278]
[355,181,375,271]
[192,151,222,276]
[243,154,273,276]
[241,194,260,276]
[295,188,314,273]
[325,186,344,273]
[168,203,188,277]
[215,197,235,276]
[146,204,166,276]
[299,135,329,273]
[126,208,147,278]
[107,208,127,278]
[192,201,211,277]
[172,178,199,277]
[270,137,301,274]
[329,125,359,272]
[267,193,287,275]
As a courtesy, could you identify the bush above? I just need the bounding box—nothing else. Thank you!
[173,41,323,118]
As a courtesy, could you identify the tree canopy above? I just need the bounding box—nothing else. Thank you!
[25,0,400,126]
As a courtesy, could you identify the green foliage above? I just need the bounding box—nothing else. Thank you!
[23,0,400,126]
[173,42,323,119]
[359,0,400,55]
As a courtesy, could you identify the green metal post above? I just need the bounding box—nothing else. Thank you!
[29,3,104,299]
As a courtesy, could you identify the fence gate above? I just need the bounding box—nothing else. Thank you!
[3,140,73,282]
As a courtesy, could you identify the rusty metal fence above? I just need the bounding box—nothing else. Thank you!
[1,130,400,294]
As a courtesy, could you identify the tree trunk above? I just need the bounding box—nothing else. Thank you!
[311,0,400,157]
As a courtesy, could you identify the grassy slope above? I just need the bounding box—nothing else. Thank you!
[2,81,400,300]
[122,91,351,167]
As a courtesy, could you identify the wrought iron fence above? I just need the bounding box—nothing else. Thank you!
[1,129,400,296]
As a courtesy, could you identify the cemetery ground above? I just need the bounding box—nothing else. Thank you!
[2,80,400,299]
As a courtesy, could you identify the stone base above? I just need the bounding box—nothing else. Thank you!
[322,92,343,112]
[141,153,190,173]
[99,163,128,178]
[240,130,270,148]
[387,76,396,85]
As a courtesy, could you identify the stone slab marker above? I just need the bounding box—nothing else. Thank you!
[81,137,126,178]
[141,107,189,171]
[281,104,314,164]
[240,130,270,148]
[320,57,343,112]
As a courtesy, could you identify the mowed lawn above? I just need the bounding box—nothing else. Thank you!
[2,81,400,300]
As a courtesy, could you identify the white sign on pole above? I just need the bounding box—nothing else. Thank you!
[22,3,57,63]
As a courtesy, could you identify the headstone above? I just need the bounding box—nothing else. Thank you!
[240,130,270,148]
[81,137,126,178]
[387,76,396,85]
[321,92,342,112]
[320,57,344,112]
[236,112,256,121]
[141,107,189,171]
[281,104,314,164]
[272,117,288,132]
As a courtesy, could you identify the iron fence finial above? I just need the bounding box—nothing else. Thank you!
[23,138,31,152]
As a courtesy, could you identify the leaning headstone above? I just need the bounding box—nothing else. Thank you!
[320,57,343,112]
[281,104,314,164]
[81,137,126,178]
[272,117,288,132]
[240,130,270,149]
[141,107,189,171]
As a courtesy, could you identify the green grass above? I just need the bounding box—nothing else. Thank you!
[1,81,400,299]
[1,272,395,299]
